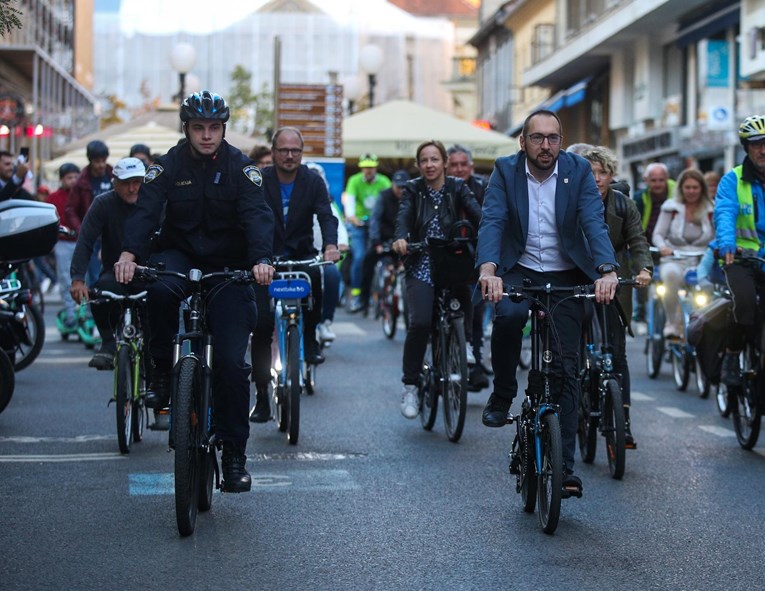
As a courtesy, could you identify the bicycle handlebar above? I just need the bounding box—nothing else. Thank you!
[502,278,636,301]
[91,289,148,302]
[135,266,255,284]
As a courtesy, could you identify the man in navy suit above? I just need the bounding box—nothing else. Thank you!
[477,110,618,496]
[249,126,340,423]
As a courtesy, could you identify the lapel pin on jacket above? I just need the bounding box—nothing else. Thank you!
[564,178,569,184]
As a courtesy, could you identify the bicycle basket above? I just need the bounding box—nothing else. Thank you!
[427,236,477,287]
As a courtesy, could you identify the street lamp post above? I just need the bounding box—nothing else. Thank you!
[170,42,197,129]
[359,44,384,109]
[343,76,361,115]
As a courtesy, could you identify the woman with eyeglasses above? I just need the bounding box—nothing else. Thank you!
[392,140,482,419]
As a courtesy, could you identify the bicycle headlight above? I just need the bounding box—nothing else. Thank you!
[449,298,461,311]
[694,292,709,307]
[656,284,666,297]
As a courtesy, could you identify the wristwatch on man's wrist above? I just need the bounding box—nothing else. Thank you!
[597,263,617,275]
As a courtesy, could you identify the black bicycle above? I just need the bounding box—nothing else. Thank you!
[137,265,254,536]
[506,280,593,534]
[578,280,636,480]
[408,241,469,443]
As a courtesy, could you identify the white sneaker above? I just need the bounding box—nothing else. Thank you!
[40,277,52,294]
[400,384,418,419]
[317,320,336,342]
[466,346,476,365]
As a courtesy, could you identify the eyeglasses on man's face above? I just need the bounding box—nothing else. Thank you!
[525,133,562,146]
[275,148,303,156]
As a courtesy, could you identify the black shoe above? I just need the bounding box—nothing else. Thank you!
[625,420,637,449]
[249,384,271,423]
[482,393,512,428]
[145,370,171,409]
[721,352,742,387]
[221,442,252,493]
[305,344,325,365]
[468,364,490,392]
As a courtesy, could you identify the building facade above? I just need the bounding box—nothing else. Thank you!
[0,0,99,175]
[474,0,756,189]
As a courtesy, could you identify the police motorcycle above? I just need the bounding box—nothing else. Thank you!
[0,199,60,413]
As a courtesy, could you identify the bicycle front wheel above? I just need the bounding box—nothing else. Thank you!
[197,448,215,513]
[381,286,398,339]
[732,346,761,450]
[115,347,133,454]
[286,326,301,445]
[695,355,710,398]
[537,413,563,535]
[603,379,626,480]
[13,303,45,371]
[645,299,665,379]
[174,356,201,536]
[442,318,468,443]
[0,348,15,415]
[671,347,691,391]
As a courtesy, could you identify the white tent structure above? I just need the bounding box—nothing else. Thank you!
[342,100,517,163]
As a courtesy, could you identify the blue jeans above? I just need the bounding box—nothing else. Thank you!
[348,224,368,290]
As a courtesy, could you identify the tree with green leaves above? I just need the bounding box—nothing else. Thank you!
[0,0,22,37]
[229,65,273,140]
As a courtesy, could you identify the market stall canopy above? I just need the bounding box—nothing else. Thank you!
[342,100,517,163]
[42,107,261,183]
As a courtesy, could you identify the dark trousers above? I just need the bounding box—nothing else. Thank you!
[402,277,472,384]
[359,247,381,306]
[491,265,588,471]
[583,301,631,405]
[91,271,129,349]
[251,263,323,385]
[471,297,486,363]
[147,249,258,443]
[724,262,765,350]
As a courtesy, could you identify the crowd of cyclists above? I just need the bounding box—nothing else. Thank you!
[3,88,765,501]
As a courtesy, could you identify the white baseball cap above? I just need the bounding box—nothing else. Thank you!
[112,157,146,180]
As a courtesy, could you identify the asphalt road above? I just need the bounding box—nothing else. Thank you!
[1,299,764,591]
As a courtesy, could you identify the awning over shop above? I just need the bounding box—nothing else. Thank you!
[505,77,590,137]
[676,2,739,49]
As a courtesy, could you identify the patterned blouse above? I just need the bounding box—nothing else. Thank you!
[409,184,447,287]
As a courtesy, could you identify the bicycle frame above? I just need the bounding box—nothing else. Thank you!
[269,260,315,386]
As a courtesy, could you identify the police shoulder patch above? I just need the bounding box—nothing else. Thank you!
[144,164,164,183]
[243,165,262,187]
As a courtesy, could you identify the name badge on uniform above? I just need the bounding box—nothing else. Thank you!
[175,179,193,186]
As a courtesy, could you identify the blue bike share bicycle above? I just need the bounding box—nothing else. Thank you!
[269,257,329,445]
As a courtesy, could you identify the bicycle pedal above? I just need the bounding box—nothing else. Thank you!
[505,414,516,424]
[625,442,638,450]
[562,487,583,499]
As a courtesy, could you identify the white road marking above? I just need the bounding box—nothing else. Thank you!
[0,453,125,462]
[754,449,765,459]
[0,435,112,443]
[657,406,695,418]
[32,357,93,364]
[698,425,736,437]
[631,391,655,402]
[331,321,366,336]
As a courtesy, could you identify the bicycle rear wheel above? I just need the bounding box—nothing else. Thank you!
[716,383,732,417]
[174,356,201,536]
[695,355,710,398]
[443,318,468,443]
[537,413,563,534]
[381,285,398,340]
[577,371,598,463]
[419,341,438,430]
[603,379,626,480]
[197,448,216,512]
[519,425,537,513]
[115,347,133,454]
[286,326,301,445]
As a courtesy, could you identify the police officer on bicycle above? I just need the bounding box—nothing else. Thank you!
[715,115,765,387]
[114,90,275,493]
